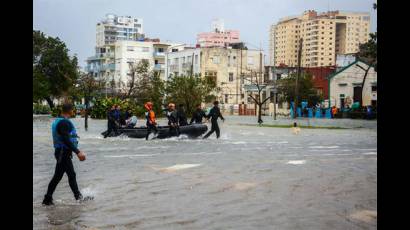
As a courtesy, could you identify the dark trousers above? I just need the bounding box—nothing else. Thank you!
[103,121,118,138]
[45,149,81,199]
[146,124,158,140]
[203,120,220,139]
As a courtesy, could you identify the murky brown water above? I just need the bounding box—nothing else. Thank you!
[33,116,377,229]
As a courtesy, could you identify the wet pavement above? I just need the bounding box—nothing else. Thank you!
[33,116,377,229]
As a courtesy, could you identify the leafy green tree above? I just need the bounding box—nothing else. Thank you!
[277,72,323,107]
[33,30,79,108]
[75,73,106,130]
[355,2,377,106]
[165,74,217,116]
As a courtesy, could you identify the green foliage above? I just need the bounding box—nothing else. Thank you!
[357,3,377,71]
[357,32,377,71]
[165,74,217,116]
[277,72,323,107]
[33,103,51,114]
[33,30,79,107]
[89,97,151,119]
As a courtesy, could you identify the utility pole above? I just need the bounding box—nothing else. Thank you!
[294,38,303,119]
[191,52,194,76]
[273,91,277,120]
[240,46,243,102]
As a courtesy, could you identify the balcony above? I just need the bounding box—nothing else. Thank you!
[169,64,179,72]
[182,62,193,70]
[100,63,115,71]
[154,64,165,71]
[153,51,166,58]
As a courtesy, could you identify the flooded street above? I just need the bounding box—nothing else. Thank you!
[33,116,376,229]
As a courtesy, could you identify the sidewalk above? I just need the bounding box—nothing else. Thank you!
[224,115,377,129]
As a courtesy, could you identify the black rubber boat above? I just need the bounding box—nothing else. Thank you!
[101,124,208,139]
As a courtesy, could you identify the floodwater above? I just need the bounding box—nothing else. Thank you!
[33,116,377,229]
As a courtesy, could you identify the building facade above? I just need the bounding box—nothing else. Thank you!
[197,19,240,47]
[329,60,377,109]
[96,14,144,47]
[270,10,371,68]
[165,46,263,106]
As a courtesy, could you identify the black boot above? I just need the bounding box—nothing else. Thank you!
[42,195,54,206]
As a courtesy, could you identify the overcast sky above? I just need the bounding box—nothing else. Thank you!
[33,0,377,68]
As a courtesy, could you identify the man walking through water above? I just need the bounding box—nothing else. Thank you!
[203,101,225,139]
[145,102,158,140]
[42,103,87,206]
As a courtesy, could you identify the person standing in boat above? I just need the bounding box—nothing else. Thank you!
[177,104,188,126]
[42,103,86,205]
[203,101,225,139]
[166,103,179,136]
[145,102,158,140]
[190,104,206,124]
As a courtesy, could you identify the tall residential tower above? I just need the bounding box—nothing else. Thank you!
[269,10,370,67]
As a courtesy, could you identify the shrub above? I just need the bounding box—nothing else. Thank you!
[33,103,51,114]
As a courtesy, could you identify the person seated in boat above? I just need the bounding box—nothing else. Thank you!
[144,102,158,140]
[177,104,188,126]
[166,103,179,136]
[190,104,206,124]
[125,111,138,128]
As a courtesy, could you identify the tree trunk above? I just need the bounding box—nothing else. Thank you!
[258,103,263,124]
[45,97,54,109]
[85,96,89,131]
[360,65,371,107]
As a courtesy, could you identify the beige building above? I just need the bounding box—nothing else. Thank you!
[329,60,377,109]
[165,46,263,106]
[270,10,371,67]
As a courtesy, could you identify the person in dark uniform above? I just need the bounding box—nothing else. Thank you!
[114,105,123,126]
[103,105,118,138]
[190,104,206,124]
[203,101,225,139]
[144,102,158,140]
[166,103,179,136]
[42,103,87,206]
[177,104,188,126]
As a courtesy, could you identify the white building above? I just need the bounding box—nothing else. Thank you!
[96,14,144,47]
[165,46,263,106]
[164,47,202,80]
[336,54,356,68]
[329,60,377,109]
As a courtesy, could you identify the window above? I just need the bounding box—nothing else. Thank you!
[157,48,164,52]
[172,48,178,52]
[182,57,185,63]
[372,86,377,92]
[225,95,228,103]
[213,56,219,64]
[229,73,234,82]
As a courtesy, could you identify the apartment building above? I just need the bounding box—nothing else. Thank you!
[197,19,240,47]
[165,46,263,105]
[96,14,144,47]
[270,10,370,67]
